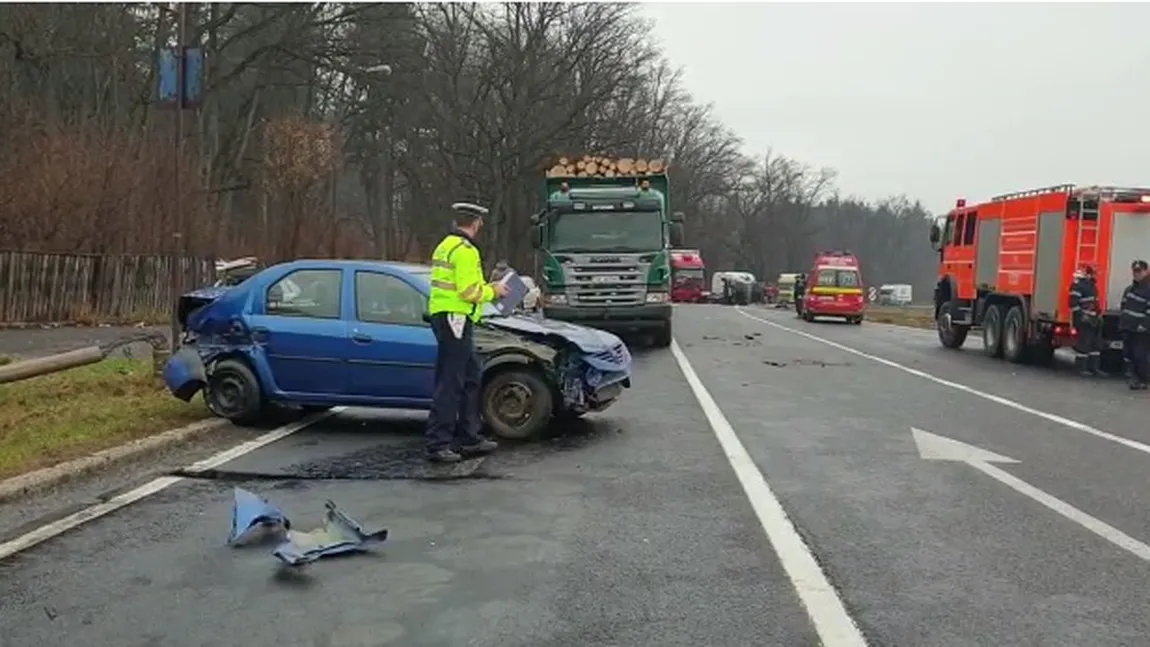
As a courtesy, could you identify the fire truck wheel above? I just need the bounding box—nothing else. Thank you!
[1002,305,1028,364]
[982,305,1005,358]
[936,302,968,349]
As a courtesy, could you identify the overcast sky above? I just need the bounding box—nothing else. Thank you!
[642,2,1150,213]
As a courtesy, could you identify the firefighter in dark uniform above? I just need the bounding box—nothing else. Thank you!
[425,203,509,462]
[794,273,807,317]
[1068,265,1102,376]
[1118,259,1150,390]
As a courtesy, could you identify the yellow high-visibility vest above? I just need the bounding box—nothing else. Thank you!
[428,233,495,322]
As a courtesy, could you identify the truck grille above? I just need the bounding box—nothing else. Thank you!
[566,263,646,306]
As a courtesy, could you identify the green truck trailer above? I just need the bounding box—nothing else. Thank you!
[530,165,685,347]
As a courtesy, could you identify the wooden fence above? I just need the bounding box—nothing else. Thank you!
[0,251,215,323]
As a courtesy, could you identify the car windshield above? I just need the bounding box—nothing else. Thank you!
[408,268,507,318]
[549,210,663,252]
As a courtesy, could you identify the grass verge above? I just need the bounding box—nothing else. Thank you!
[0,357,211,479]
[865,306,936,329]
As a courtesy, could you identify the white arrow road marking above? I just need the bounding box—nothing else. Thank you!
[911,428,1150,562]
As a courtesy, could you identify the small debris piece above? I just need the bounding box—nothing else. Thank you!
[272,500,389,567]
[229,487,291,546]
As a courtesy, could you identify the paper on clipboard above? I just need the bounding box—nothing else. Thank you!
[493,270,529,315]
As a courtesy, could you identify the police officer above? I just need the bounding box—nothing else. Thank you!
[1118,259,1150,390]
[425,203,510,462]
[1068,265,1102,376]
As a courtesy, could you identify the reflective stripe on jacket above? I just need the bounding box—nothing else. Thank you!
[1118,279,1150,332]
[428,232,495,322]
[1069,276,1099,325]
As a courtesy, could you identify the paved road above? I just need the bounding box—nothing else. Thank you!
[0,325,168,360]
[2,305,1150,646]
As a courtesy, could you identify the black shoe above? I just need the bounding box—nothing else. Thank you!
[426,448,463,463]
[1128,383,1148,391]
[458,439,498,456]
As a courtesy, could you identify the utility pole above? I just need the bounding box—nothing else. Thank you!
[169,2,191,349]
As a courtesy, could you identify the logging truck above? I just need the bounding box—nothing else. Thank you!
[531,155,684,347]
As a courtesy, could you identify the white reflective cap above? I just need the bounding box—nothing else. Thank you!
[451,202,489,217]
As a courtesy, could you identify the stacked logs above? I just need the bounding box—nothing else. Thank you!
[546,155,667,178]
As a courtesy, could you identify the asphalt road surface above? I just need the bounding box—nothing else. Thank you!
[3,304,1150,646]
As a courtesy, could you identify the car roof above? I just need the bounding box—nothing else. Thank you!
[269,259,432,275]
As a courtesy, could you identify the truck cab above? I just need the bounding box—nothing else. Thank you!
[670,249,706,303]
[531,173,684,348]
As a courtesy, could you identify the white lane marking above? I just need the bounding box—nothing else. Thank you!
[0,408,343,560]
[670,339,868,647]
[736,307,1150,457]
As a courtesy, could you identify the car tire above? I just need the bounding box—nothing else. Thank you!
[850,316,863,325]
[1002,305,1028,364]
[936,301,969,349]
[652,322,673,348]
[205,358,264,426]
[803,311,815,322]
[982,304,1004,358]
[482,367,554,441]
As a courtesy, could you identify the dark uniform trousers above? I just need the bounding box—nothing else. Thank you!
[1124,331,1150,385]
[426,313,483,451]
[1072,314,1102,369]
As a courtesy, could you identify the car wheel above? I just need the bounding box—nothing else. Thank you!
[205,358,264,426]
[1002,305,1028,364]
[652,321,673,348]
[982,304,1004,358]
[936,301,969,349]
[482,368,554,441]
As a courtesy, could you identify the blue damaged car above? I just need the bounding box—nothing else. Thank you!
[163,260,632,440]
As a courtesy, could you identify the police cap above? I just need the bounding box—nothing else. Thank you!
[1133,259,1149,272]
[452,202,488,225]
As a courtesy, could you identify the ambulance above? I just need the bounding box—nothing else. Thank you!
[799,250,866,324]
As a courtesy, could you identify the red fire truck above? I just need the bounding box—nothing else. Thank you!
[670,249,706,303]
[799,250,866,323]
[930,184,1150,370]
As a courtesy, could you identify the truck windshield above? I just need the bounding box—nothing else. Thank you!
[549,211,663,252]
[674,268,704,279]
[815,269,860,288]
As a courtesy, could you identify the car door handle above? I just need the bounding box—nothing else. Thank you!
[351,332,373,344]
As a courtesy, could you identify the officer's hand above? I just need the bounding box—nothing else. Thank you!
[493,282,510,298]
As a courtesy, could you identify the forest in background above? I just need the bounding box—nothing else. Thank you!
[0,3,941,298]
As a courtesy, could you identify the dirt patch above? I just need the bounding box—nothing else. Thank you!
[865,306,934,329]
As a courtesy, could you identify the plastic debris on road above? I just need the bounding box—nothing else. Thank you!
[229,487,291,546]
[227,487,388,567]
[273,500,389,567]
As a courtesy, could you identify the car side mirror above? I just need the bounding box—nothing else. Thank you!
[670,222,685,247]
[531,226,543,249]
[928,222,942,251]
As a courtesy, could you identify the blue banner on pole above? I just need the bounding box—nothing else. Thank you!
[157,47,205,108]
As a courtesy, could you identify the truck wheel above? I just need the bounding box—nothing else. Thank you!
[205,358,265,426]
[1002,305,1028,364]
[936,302,969,349]
[982,305,1005,358]
[652,321,673,348]
[482,367,553,441]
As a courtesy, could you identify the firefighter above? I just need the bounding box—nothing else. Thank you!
[1068,265,1102,376]
[794,273,807,317]
[425,202,510,462]
[1118,259,1150,390]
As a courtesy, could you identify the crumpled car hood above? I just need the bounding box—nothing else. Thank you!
[484,315,621,354]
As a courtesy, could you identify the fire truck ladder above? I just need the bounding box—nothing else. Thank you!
[1073,199,1100,271]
